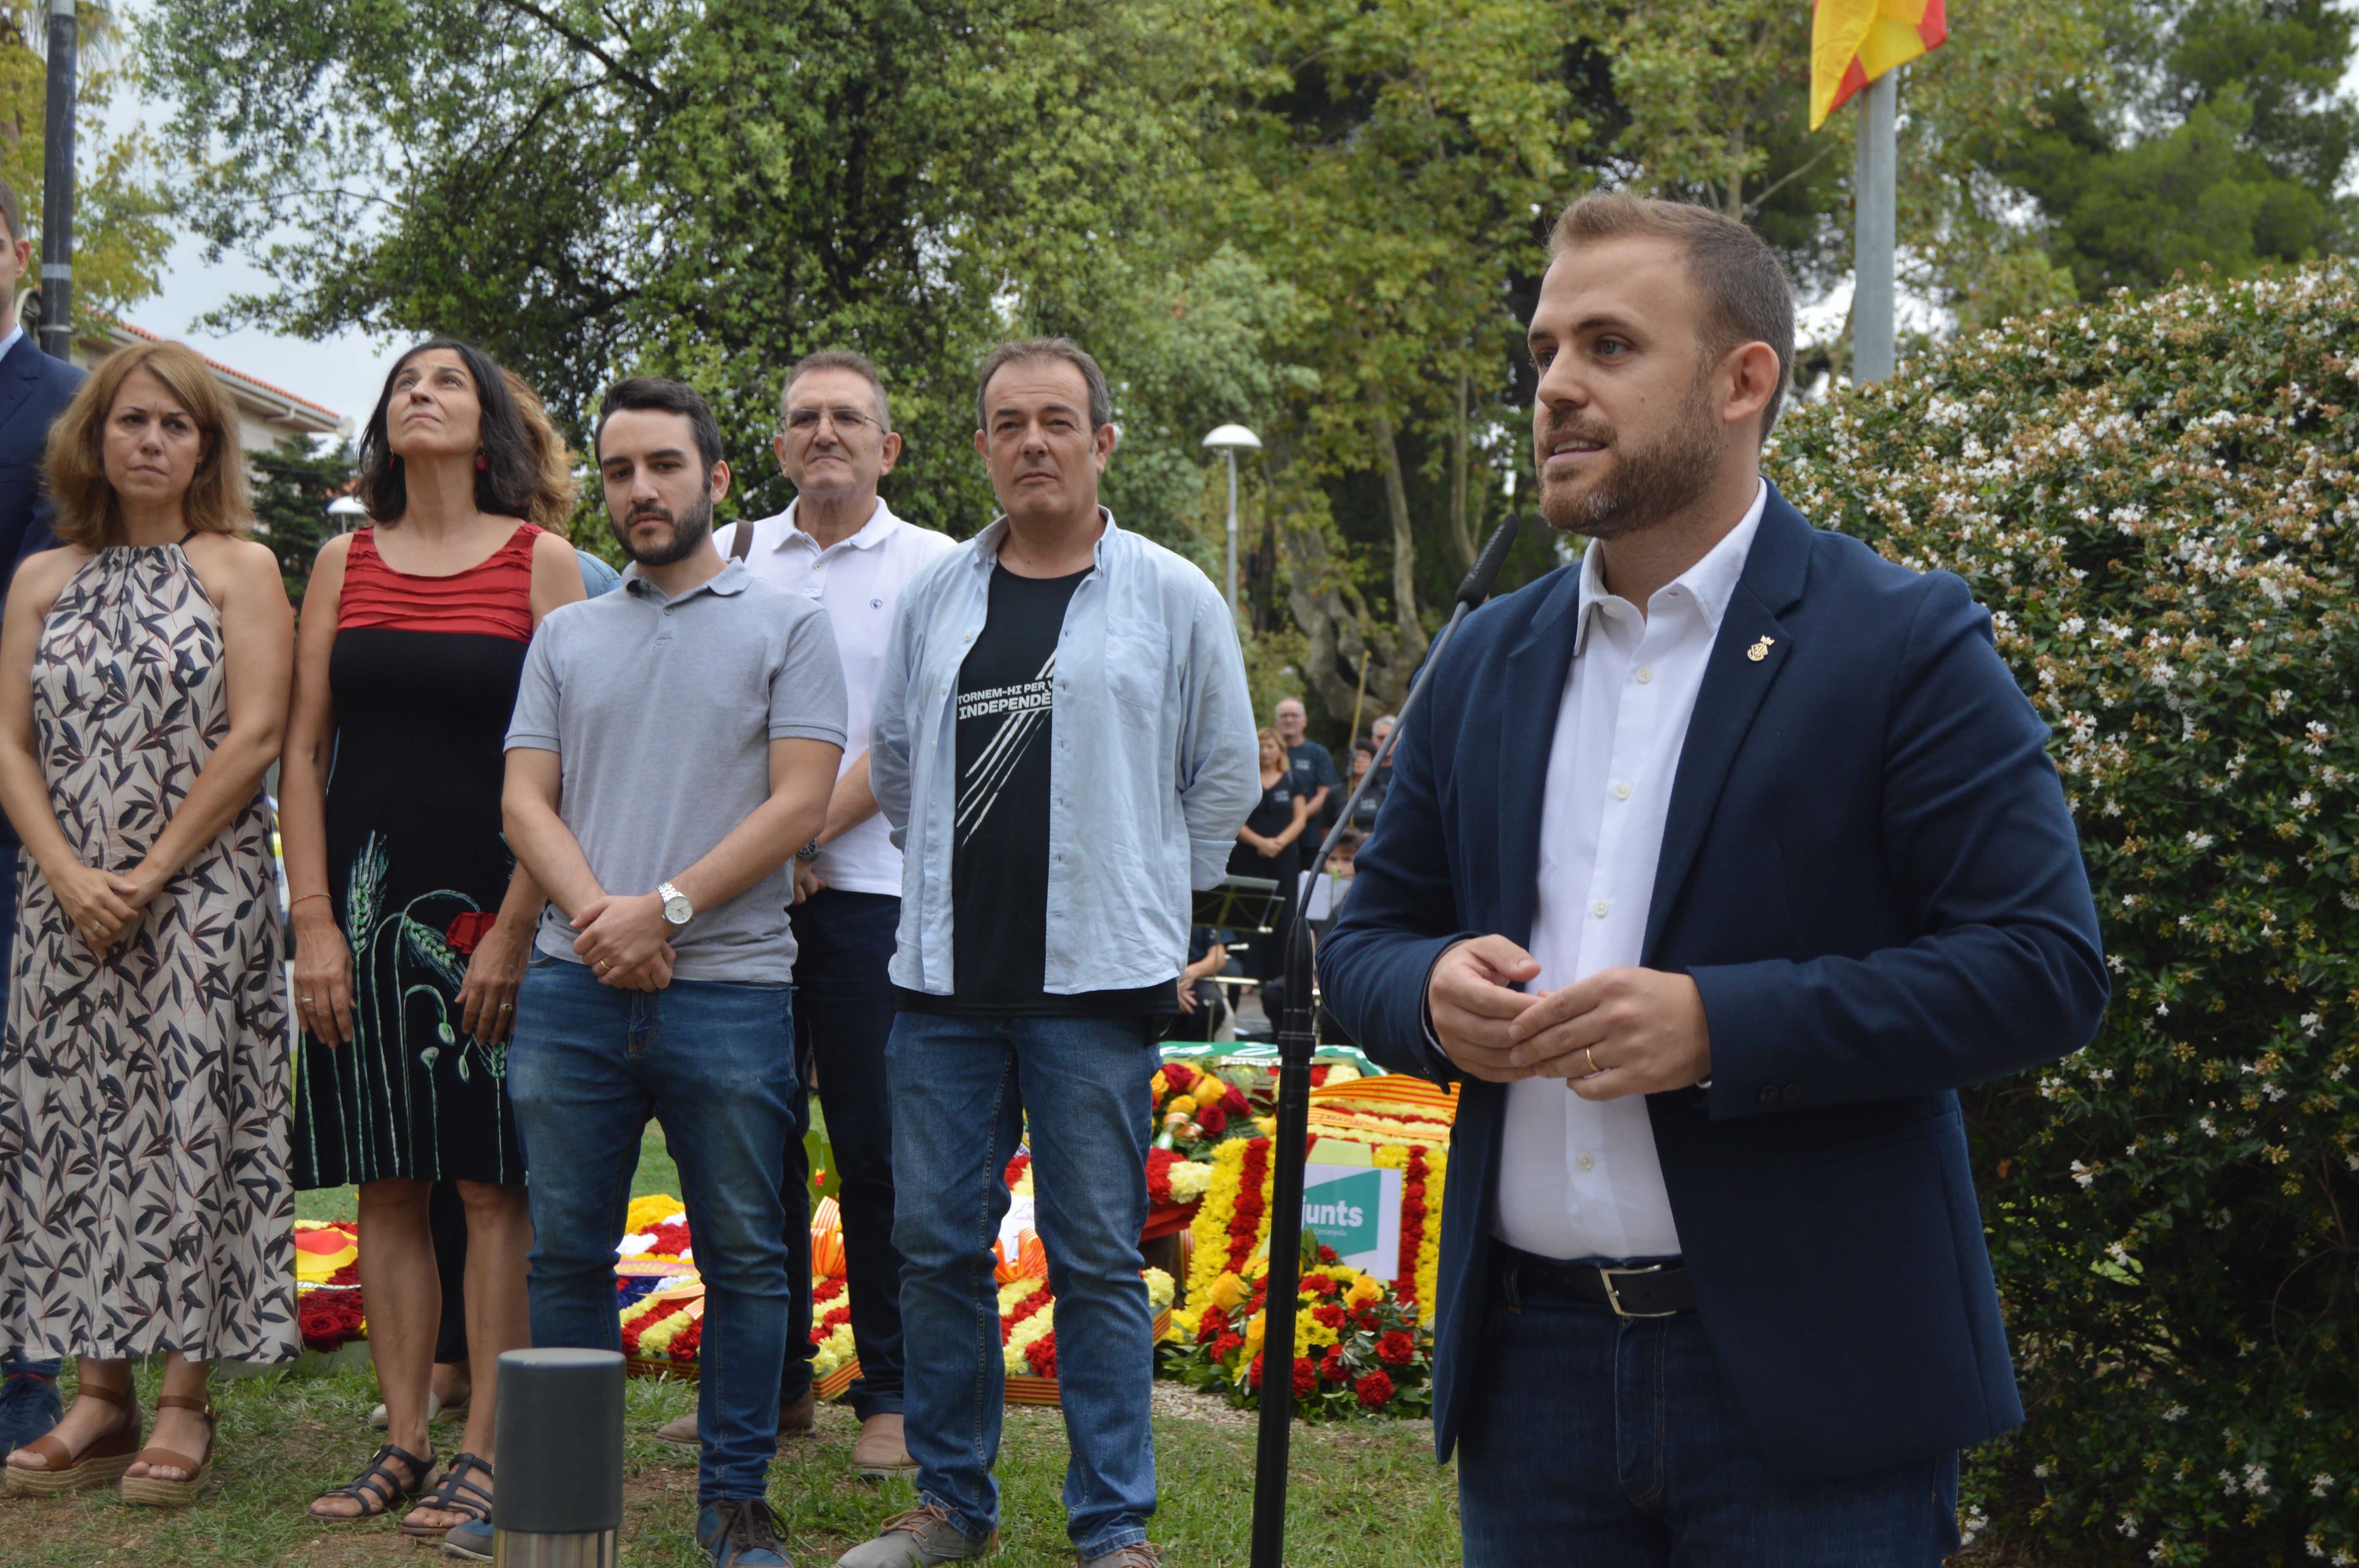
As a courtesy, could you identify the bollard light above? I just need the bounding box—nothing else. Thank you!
[494,1348,625,1566]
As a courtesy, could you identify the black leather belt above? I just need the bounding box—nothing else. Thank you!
[1496,1244,1696,1318]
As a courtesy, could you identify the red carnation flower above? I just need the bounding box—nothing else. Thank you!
[1197,1106,1228,1135]
[670,1320,703,1361]
[1301,1273,1337,1296]
[1376,1330,1416,1366]
[1197,1306,1230,1339]
[1003,1153,1031,1188]
[1247,1351,1265,1388]
[1213,1331,1245,1360]
[1354,1307,1381,1330]
[1310,1065,1330,1088]
[445,910,498,955]
[1317,1245,1339,1266]
[821,1307,852,1332]
[1320,1346,1349,1383]
[1024,1331,1058,1377]
[1355,1370,1396,1408]
[812,1277,846,1305]
[1292,1357,1317,1398]
[1312,1303,1346,1330]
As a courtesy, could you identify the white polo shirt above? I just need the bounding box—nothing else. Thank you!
[716,497,955,897]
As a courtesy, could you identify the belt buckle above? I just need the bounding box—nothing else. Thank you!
[1598,1263,1679,1319]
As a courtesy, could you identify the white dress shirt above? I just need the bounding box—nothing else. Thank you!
[1494,480,1767,1261]
[717,497,955,897]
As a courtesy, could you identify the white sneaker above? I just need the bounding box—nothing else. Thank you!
[367,1391,441,1430]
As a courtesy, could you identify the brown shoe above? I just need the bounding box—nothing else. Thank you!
[652,1388,817,1451]
[851,1412,915,1478]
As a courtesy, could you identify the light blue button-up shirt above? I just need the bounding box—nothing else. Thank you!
[871,509,1260,997]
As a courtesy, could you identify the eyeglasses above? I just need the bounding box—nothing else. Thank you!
[783,406,883,436]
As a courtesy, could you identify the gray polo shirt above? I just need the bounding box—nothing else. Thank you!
[505,559,848,985]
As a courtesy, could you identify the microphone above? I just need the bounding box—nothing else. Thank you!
[1456,512,1523,609]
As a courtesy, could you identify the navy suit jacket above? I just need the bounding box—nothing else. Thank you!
[0,333,86,847]
[1319,483,2108,1483]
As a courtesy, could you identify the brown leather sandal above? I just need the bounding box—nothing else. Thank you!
[119,1393,216,1507]
[1,1379,141,1496]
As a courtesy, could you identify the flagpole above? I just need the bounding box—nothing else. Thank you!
[1852,69,1897,383]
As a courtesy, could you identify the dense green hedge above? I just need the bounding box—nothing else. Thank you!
[1765,266,2359,1566]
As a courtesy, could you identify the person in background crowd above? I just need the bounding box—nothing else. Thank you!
[1368,712,1396,786]
[1273,697,1338,850]
[657,350,952,1476]
[284,341,586,1543]
[1330,825,1365,877]
[850,338,1255,1568]
[0,342,296,1503]
[0,174,86,1460]
[1344,738,1384,834]
[1164,926,1232,1043]
[503,376,844,1568]
[1229,726,1311,985]
[1320,191,2107,1567]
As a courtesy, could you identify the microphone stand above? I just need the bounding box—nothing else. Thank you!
[1247,513,1523,1568]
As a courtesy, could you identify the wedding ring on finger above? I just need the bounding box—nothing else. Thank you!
[1584,1044,1599,1076]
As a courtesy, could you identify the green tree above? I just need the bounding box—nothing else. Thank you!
[0,4,170,327]
[249,436,353,603]
[1994,0,2355,297]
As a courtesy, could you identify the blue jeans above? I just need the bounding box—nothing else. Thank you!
[0,842,57,1385]
[507,956,798,1502]
[888,1010,1158,1556]
[1459,1253,1961,1566]
[781,889,906,1418]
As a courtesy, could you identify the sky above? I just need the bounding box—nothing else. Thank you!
[103,72,404,432]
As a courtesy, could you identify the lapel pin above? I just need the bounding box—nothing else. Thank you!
[1747,636,1775,662]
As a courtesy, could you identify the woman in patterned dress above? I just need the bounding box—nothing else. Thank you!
[0,342,296,1502]
[282,341,582,1534]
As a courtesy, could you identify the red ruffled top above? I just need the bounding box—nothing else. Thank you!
[338,523,542,643]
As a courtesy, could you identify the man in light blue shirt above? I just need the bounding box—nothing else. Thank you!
[843,339,1255,1568]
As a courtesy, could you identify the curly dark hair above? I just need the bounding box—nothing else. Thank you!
[356,339,559,524]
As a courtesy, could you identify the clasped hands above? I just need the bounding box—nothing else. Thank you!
[571,891,677,991]
[53,858,168,952]
[1426,935,1711,1098]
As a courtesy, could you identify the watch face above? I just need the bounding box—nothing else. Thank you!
[663,894,693,925]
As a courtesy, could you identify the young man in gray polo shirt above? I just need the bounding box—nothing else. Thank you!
[502,377,845,1568]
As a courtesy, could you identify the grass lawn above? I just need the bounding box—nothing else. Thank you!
[15,1126,1460,1563]
[0,1364,1459,1565]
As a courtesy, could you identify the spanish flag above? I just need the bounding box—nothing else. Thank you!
[1810,0,1948,129]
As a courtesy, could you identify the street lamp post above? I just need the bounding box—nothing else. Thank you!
[1201,424,1261,618]
[328,496,369,533]
[39,0,77,363]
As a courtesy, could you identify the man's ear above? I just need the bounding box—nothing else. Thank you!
[708,458,732,506]
[878,430,904,477]
[1720,342,1781,437]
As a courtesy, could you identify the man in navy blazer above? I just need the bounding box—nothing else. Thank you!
[0,175,86,1459]
[1320,193,2107,1565]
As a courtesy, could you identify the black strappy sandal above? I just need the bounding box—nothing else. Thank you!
[399,1450,492,1539]
[307,1441,435,1522]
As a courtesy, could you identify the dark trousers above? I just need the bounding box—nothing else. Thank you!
[1458,1249,1961,1567]
[780,888,906,1419]
[0,842,58,1384]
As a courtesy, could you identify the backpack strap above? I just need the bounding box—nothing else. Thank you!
[730,518,756,562]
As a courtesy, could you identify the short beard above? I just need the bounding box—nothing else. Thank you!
[1536,373,1722,542]
[610,488,714,567]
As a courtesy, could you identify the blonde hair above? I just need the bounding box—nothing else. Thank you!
[46,341,250,548]
[502,369,582,530]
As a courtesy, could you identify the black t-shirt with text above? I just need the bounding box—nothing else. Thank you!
[897,563,1177,1017]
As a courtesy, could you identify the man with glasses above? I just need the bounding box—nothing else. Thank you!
[657,351,952,1476]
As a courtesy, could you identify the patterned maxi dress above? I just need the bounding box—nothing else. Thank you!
[0,542,295,1362]
[289,524,541,1190]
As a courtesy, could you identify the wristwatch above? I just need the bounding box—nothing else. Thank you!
[658,882,695,930]
[796,839,823,862]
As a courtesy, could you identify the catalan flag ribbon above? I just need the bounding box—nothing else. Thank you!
[1810,0,1948,129]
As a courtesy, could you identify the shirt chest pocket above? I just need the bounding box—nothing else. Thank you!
[1103,618,1169,713]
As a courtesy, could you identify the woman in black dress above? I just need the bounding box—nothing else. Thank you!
[281,341,584,1536]
[1227,727,1312,982]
